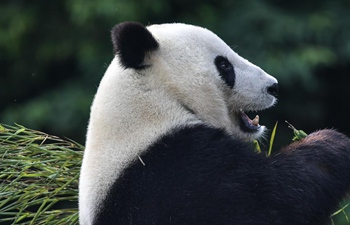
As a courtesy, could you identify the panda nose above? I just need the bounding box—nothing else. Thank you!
[267,83,278,97]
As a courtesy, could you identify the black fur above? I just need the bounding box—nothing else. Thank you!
[215,56,236,88]
[93,125,350,225]
[111,22,159,69]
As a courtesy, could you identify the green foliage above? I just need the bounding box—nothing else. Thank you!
[332,202,350,225]
[267,121,278,156]
[219,1,350,88]
[285,120,308,141]
[0,124,82,225]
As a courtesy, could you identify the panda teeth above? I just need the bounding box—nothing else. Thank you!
[239,109,260,127]
[238,109,261,132]
[252,115,259,126]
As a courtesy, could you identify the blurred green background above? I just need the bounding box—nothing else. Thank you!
[1,0,350,223]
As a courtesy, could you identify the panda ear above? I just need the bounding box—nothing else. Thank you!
[111,22,159,69]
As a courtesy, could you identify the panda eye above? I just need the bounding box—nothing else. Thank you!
[215,56,233,73]
[219,61,232,71]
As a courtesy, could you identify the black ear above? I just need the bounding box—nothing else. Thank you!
[111,22,159,69]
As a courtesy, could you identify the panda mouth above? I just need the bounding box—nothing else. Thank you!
[238,109,261,133]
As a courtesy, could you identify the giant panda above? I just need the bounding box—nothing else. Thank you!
[79,22,350,225]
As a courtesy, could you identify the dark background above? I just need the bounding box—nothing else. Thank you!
[1,1,350,223]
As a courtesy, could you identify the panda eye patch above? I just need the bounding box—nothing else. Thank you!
[214,56,235,88]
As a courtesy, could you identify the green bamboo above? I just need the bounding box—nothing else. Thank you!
[0,124,81,225]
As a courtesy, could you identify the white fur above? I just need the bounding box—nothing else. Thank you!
[79,23,277,224]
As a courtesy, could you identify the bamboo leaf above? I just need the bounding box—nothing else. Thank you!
[267,121,278,157]
[0,124,81,225]
[253,140,261,154]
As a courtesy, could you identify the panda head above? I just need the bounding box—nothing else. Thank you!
[110,22,278,141]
